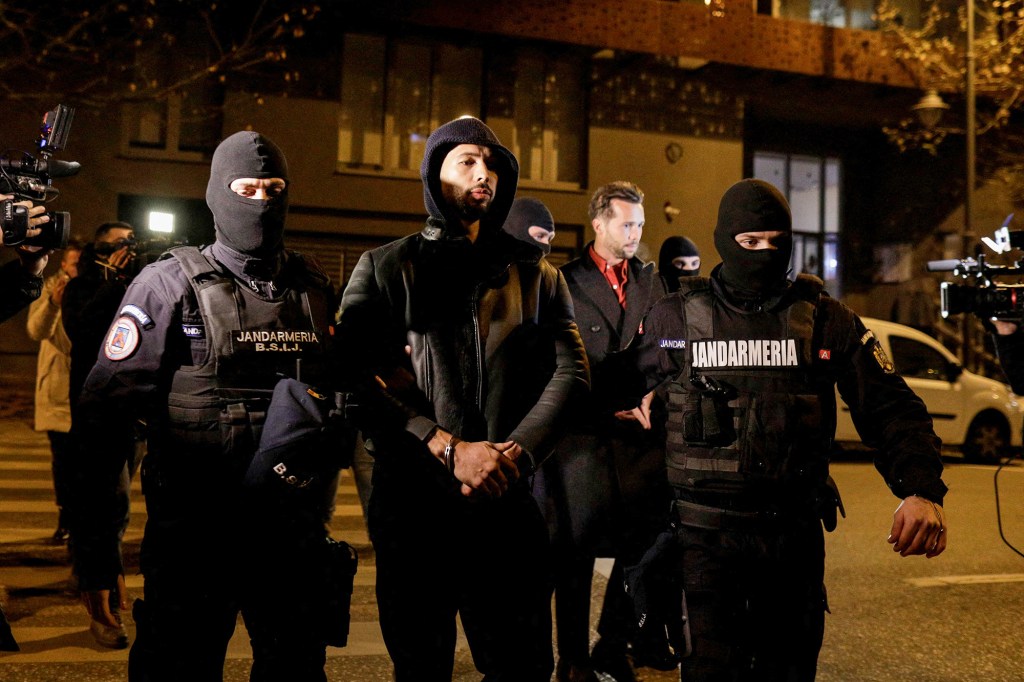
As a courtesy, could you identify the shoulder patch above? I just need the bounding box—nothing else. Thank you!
[104,316,141,361]
[120,303,153,329]
[862,330,895,374]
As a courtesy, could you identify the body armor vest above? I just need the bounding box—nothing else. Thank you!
[158,247,331,473]
[665,275,833,501]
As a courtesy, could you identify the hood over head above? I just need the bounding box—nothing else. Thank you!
[420,117,519,237]
[206,131,289,257]
[659,235,701,289]
[502,197,554,259]
[713,179,792,298]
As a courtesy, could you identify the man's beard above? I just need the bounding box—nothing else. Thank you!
[445,183,492,223]
[615,243,636,260]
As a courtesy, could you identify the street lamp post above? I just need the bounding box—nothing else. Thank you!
[965,0,976,258]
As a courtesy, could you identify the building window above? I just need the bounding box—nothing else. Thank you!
[766,0,924,30]
[121,90,222,162]
[337,35,483,176]
[337,34,585,189]
[753,152,842,297]
[487,47,585,188]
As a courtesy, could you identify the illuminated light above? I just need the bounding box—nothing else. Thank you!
[149,211,174,233]
[828,259,838,269]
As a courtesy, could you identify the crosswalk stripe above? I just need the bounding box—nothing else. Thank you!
[6,620,389,662]
[0,500,365,519]
[0,461,52,471]
[0,479,141,490]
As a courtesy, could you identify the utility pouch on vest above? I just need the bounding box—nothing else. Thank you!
[682,373,736,446]
[221,399,267,459]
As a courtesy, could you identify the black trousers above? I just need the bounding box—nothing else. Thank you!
[47,431,74,517]
[369,483,554,682]
[675,520,827,682]
[128,495,330,682]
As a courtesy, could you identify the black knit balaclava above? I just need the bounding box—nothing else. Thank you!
[659,235,701,291]
[714,179,792,297]
[421,117,519,236]
[206,131,289,257]
[502,197,554,257]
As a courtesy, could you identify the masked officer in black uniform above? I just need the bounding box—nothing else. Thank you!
[68,131,339,682]
[658,235,701,293]
[621,179,948,681]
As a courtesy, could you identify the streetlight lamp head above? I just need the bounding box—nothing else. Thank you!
[912,89,950,129]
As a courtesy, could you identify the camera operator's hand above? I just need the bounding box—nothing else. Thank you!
[0,194,50,248]
[992,320,1019,336]
[3,194,53,276]
[106,244,135,272]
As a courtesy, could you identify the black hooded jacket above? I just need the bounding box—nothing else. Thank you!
[336,118,589,491]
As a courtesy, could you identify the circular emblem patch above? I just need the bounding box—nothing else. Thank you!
[104,315,140,361]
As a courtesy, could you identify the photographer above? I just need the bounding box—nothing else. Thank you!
[0,194,52,322]
[62,221,137,649]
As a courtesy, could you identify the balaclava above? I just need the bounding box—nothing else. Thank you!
[420,117,519,237]
[206,131,289,257]
[659,235,701,291]
[502,197,554,258]
[713,179,792,298]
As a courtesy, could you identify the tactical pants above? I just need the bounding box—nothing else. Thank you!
[369,483,554,682]
[675,518,827,682]
[128,504,329,681]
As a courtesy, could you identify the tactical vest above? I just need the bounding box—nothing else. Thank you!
[158,247,332,472]
[665,275,833,501]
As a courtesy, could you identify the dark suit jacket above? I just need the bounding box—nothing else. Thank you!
[533,244,669,556]
[559,244,665,425]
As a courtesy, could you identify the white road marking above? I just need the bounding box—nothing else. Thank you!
[906,573,1024,587]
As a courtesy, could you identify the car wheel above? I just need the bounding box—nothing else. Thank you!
[962,412,1009,463]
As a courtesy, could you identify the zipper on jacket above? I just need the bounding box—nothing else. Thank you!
[472,282,484,408]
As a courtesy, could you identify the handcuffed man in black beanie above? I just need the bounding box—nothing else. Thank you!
[68,131,342,681]
[615,178,948,681]
[658,235,701,292]
[336,117,588,681]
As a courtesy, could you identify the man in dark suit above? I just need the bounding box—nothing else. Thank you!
[534,181,671,682]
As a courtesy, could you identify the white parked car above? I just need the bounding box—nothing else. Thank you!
[834,317,1024,462]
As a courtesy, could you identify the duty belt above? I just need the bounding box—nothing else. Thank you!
[673,499,791,532]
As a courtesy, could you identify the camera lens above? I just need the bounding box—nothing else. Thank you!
[22,212,70,250]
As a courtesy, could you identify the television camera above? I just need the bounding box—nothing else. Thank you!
[928,214,1024,322]
[0,105,79,250]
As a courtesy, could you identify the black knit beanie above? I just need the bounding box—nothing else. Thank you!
[713,179,792,297]
[420,117,519,235]
[659,235,701,291]
[206,131,289,257]
[502,197,554,257]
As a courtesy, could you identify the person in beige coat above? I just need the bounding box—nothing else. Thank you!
[26,243,81,543]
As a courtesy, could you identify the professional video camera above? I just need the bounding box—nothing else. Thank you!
[0,105,79,250]
[95,235,183,275]
[928,214,1024,321]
